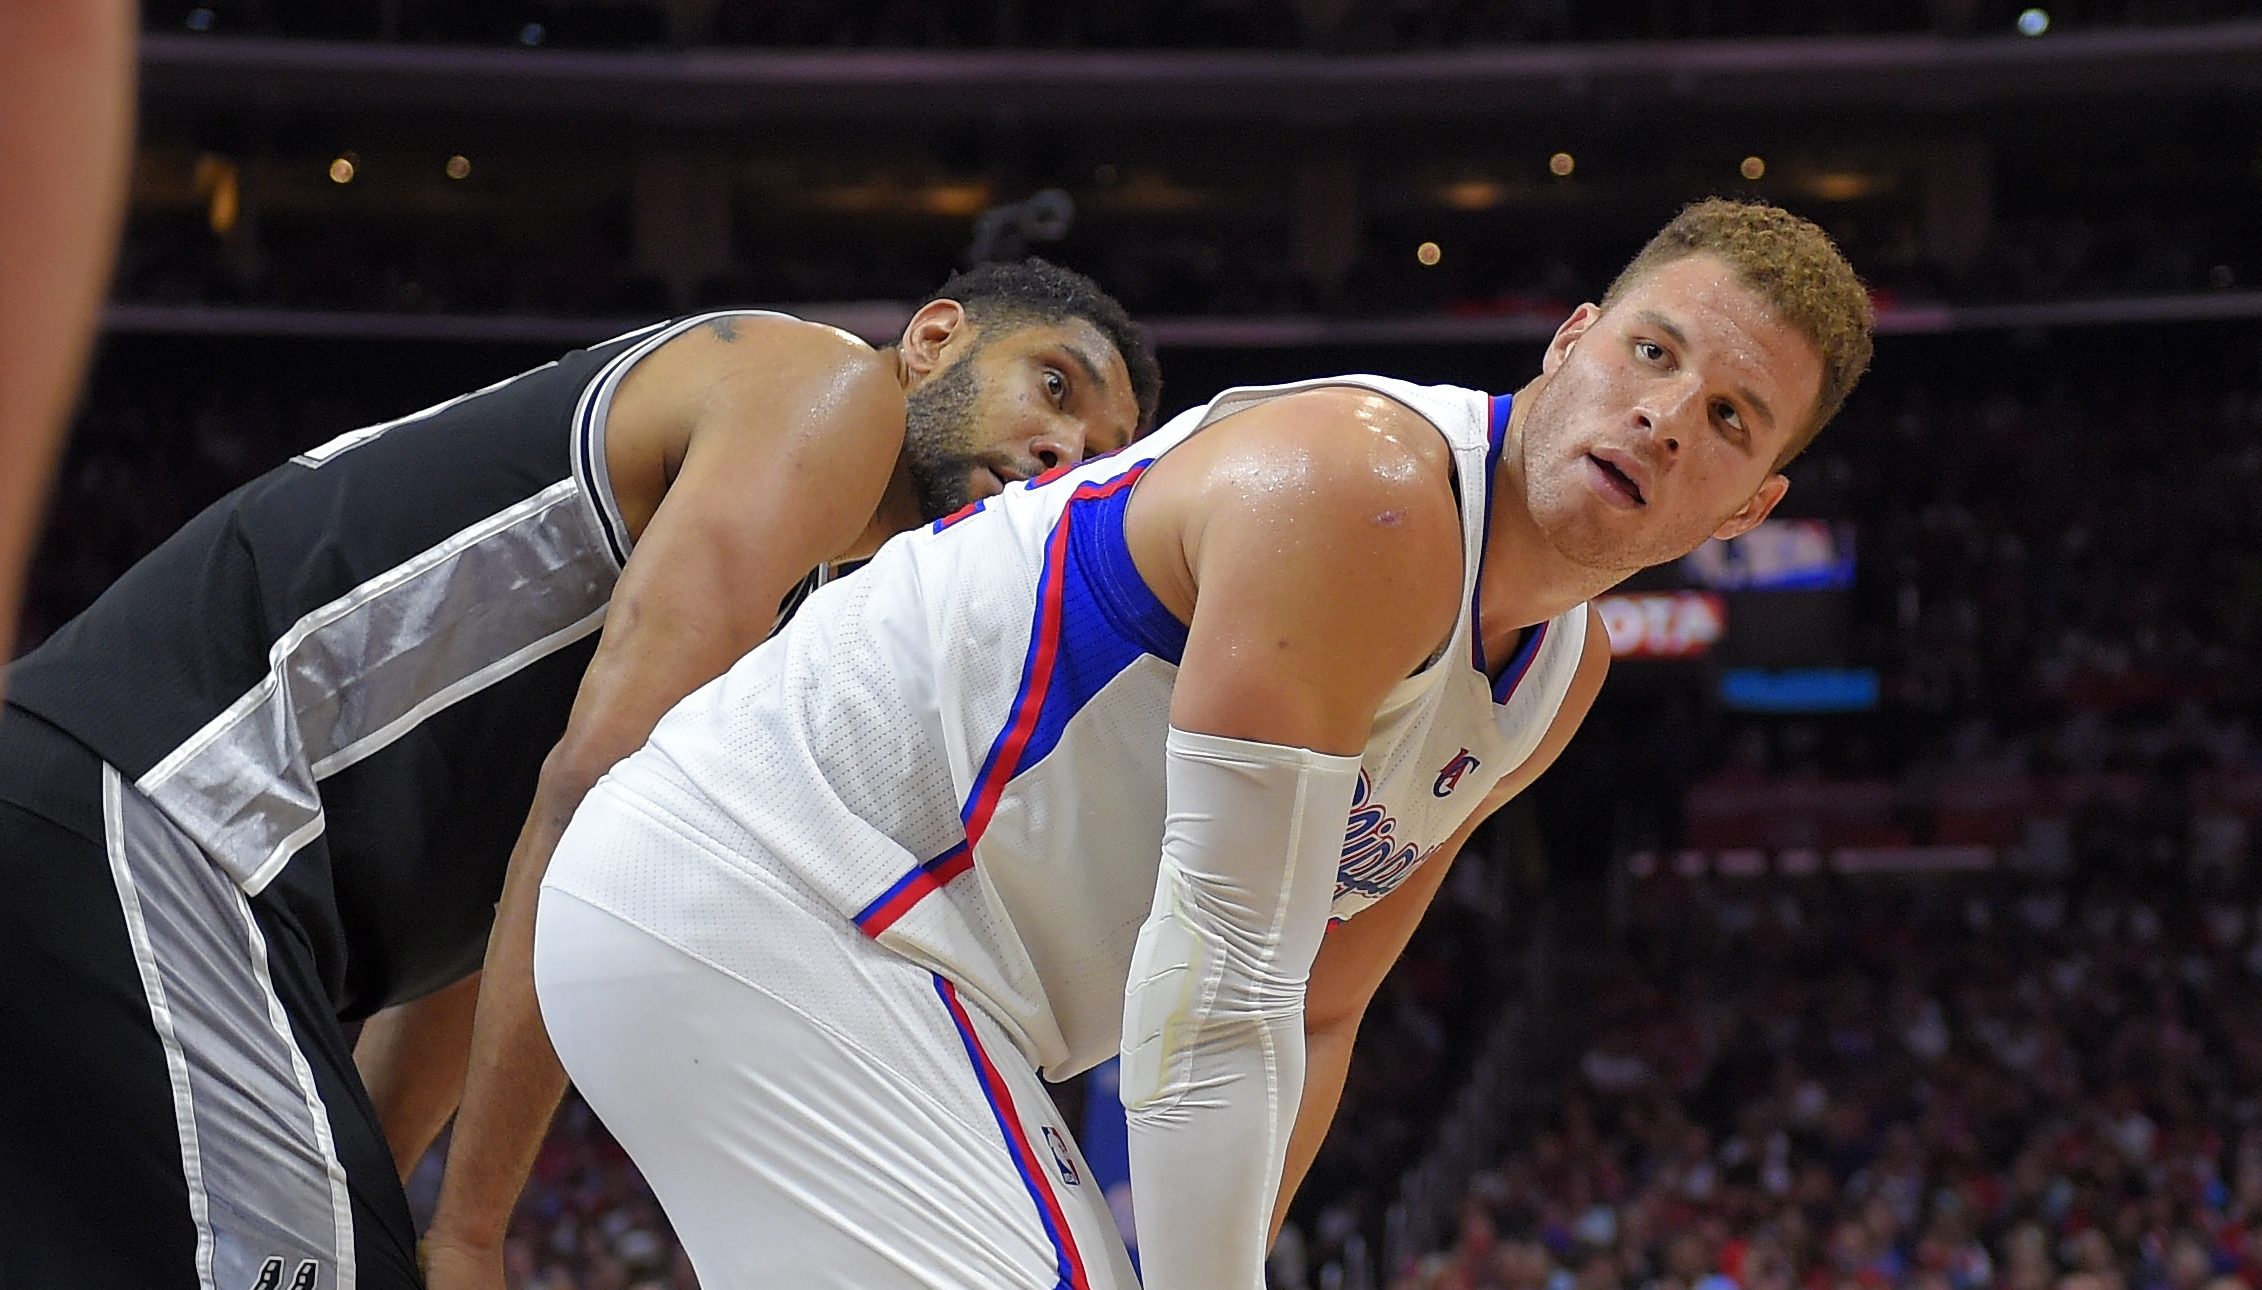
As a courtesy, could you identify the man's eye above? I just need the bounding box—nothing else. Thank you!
[1044,369,1067,401]
[1715,401,1743,431]
[1636,341,1666,364]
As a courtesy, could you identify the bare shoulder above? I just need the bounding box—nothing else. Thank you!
[1174,386,1459,541]
[1161,387,1471,749]
[605,313,902,533]
[629,313,900,447]
[647,313,891,396]
[1213,387,1457,601]
[1209,384,1456,485]
[1128,384,1465,645]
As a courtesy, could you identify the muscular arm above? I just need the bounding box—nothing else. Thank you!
[355,973,485,1182]
[1269,605,1611,1238]
[424,322,904,1273]
[1120,390,1466,1289]
[0,1,134,675]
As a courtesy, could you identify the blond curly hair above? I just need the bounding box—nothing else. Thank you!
[1602,198,1874,467]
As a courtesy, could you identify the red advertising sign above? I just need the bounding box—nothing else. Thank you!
[1597,591,1725,659]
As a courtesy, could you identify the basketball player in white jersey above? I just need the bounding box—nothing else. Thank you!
[426,199,1875,1290]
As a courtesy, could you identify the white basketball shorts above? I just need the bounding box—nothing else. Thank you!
[533,782,1137,1290]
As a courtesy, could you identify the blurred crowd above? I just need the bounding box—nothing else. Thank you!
[150,0,2262,48]
[1394,865,2262,1290]
[1812,375,2262,726]
[42,3,2262,1288]
[1622,360,2262,861]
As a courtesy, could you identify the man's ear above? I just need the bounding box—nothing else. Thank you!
[1712,474,1789,541]
[897,299,970,380]
[1542,303,1602,376]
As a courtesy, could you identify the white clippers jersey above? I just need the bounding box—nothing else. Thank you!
[591,375,1590,1077]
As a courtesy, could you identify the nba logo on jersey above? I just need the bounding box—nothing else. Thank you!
[1433,748,1481,798]
[250,1257,320,1290]
[1041,1125,1081,1186]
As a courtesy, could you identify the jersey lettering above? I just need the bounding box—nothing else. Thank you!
[1337,770,1431,900]
[245,1257,321,1290]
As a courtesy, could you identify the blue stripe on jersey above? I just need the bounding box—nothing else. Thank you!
[932,498,986,533]
[1492,620,1550,705]
[932,975,1091,1290]
[1064,465,1188,665]
[1469,393,1513,673]
[850,865,928,929]
[851,840,973,935]
[999,468,1187,792]
[961,463,1180,842]
[864,461,1184,936]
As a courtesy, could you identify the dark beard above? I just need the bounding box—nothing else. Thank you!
[900,352,986,521]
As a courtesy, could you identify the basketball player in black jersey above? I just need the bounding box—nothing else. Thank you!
[0,259,1159,1290]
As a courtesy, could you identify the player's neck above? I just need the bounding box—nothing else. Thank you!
[831,347,930,560]
[1473,386,1631,642]
[841,464,923,561]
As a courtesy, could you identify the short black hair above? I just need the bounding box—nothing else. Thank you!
[922,258,1163,435]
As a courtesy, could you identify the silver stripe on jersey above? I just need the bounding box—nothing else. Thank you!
[135,478,617,893]
[104,765,356,1289]
[133,308,807,896]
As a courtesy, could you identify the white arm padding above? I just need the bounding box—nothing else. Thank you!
[1121,726,1363,1289]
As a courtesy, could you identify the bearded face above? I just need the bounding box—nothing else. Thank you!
[892,313,1144,523]
[899,348,988,521]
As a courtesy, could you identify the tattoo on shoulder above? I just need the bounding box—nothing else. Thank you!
[704,316,740,342]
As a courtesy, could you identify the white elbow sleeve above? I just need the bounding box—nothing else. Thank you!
[1121,726,1362,1288]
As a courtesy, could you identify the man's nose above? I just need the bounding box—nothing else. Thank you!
[1634,379,1701,455]
[1028,423,1087,471]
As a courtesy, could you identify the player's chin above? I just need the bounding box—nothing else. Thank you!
[1539,503,1648,569]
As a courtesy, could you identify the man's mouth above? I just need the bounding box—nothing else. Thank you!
[1584,452,1647,508]
[973,464,1026,499]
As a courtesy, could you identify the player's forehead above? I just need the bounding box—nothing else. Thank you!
[1608,254,1824,426]
[992,316,1141,443]
[992,315,1130,378]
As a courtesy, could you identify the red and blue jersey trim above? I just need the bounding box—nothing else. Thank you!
[1466,393,1551,706]
[1492,620,1549,704]
[933,976,1093,1290]
[961,461,1184,844]
[852,840,972,934]
[857,460,1186,937]
[931,498,987,533]
[1469,393,1513,674]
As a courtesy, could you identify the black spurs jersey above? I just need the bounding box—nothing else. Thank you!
[8,310,814,1019]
